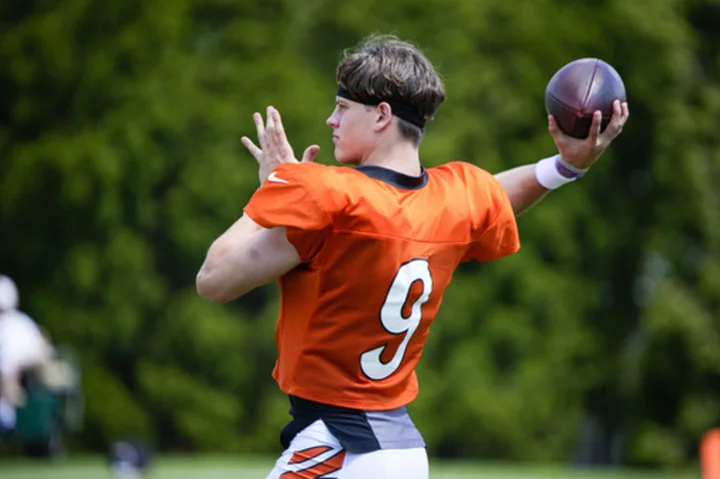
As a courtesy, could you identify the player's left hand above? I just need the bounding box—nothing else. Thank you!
[548,99,630,171]
[241,106,320,183]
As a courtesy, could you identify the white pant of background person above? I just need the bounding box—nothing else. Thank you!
[266,420,429,479]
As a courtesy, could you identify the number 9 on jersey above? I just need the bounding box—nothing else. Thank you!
[360,259,433,381]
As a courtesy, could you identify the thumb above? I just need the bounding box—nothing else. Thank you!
[547,114,561,137]
[301,145,320,163]
[547,114,570,146]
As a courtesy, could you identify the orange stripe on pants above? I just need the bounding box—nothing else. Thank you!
[280,450,347,478]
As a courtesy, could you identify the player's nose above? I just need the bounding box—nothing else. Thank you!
[326,112,339,128]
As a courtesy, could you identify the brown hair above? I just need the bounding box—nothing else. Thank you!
[336,34,446,145]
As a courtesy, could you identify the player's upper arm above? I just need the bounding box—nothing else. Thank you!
[196,214,303,302]
[198,164,339,303]
[243,163,337,264]
[462,164,521,262]
[240,224,303,287]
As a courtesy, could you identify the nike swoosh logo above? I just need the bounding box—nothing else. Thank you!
[268,172,289,184]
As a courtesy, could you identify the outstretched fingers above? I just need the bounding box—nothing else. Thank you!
[253,112,267,151]
[270,108,289,148]
[265,106,293,160]
[244,106,314,168]
[241,136,262,161]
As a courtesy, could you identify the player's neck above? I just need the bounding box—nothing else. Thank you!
[360,140,422,177]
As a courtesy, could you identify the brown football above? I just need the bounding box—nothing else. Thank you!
[545,58,626,139]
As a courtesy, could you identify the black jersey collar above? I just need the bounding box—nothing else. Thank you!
[355,165,428,190]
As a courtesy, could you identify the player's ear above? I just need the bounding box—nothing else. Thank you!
[374,102,393,132]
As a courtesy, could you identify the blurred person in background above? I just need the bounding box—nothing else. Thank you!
[197,35,629,479]
[0,274,54,436]
[0,275,82,457]
[0,275,82,458]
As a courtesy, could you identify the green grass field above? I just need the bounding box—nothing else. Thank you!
[0,457,698,479]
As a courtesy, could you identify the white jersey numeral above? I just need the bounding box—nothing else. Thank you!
[360,259,433,381]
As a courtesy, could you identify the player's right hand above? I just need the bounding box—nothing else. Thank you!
[548,99,630,171]
[241,106,320,184]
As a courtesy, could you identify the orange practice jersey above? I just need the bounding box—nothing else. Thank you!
[244,161,519,411]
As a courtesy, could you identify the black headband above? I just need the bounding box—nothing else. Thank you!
[336,86,427,130]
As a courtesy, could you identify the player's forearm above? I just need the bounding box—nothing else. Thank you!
[494,164,550,216]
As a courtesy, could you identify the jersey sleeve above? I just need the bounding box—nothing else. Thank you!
[243,163,334,263]
[462,164,520,262]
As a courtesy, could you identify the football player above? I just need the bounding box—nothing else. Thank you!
[196,35,629,479]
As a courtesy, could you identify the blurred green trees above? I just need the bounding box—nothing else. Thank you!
[1,0,718,468]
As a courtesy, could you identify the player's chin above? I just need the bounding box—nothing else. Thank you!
[334,148,360,166]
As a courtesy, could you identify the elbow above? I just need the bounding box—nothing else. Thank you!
[195,272,219,302]
[196,238,264,302]
[195,269,230,303]
[196,266,255,303]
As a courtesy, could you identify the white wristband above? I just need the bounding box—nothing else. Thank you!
[535,156,579,190]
